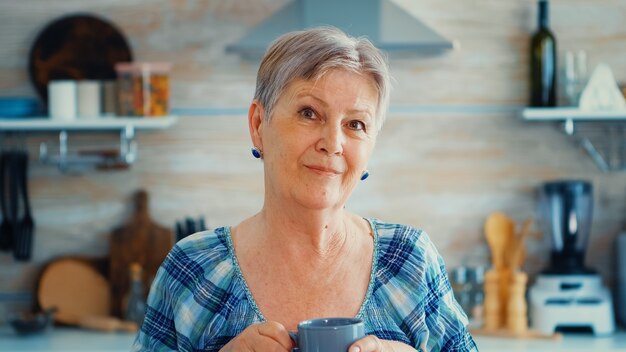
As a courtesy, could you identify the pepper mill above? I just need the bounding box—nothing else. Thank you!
[483,269,501,330]
[506,271,528,334]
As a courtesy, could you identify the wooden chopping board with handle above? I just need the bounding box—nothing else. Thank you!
[109,189,173,318]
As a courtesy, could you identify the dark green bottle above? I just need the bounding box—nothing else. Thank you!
[530,0,557,107]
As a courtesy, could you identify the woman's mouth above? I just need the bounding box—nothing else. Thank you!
[305,165,342,177]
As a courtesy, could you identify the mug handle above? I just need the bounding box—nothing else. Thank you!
[288,331,299,352]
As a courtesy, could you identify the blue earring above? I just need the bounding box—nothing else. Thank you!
[360,170,369,181]
[251,147,262,159]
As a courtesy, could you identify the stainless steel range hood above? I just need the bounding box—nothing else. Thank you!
[226,0,457,58]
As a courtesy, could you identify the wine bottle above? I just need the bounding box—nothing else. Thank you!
[530,0,557,107]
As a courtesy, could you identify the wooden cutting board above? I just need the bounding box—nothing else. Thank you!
[37,257,111,325]
[109,189,173,318]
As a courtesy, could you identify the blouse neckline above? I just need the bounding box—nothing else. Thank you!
[223,217,380,322]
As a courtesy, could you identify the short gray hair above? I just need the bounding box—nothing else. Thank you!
[254,26,391,130]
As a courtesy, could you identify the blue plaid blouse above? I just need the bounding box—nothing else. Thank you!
[133,218,478,351]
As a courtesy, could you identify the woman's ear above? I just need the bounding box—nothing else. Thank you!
[248,100,264,149]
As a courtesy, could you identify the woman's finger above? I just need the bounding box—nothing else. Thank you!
[220,322,294,352]
[349,335,385,352]
[256,321,295,351]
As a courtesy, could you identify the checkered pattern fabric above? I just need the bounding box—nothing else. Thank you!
[133,219,478,351]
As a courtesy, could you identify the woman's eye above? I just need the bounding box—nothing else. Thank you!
[299,107,316,119]
[348,120,366,131]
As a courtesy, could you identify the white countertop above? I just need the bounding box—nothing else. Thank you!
[1,327,625,351]
[474,332,626,351]
[0,327,136,352]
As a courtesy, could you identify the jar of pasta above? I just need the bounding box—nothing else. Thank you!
[115,62,171,117]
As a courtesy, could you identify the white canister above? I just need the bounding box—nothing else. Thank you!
[48,80,77,120]
[77,80,102,118]
[102,80,118,116]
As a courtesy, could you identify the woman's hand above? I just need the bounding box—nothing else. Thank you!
[219,321,295,352]
[349,335,417,352]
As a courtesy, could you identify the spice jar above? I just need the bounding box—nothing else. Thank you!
[450,266,472,317]
[115,62,171,117]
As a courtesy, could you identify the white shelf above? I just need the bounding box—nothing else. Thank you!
[523,108,626,121]
[0,116,178,172]
[521,108,626,172]
[0,116,177,131]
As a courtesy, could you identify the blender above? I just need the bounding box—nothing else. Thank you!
[529,180,615,335]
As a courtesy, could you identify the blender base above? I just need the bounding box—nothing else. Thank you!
[529,274,615,335]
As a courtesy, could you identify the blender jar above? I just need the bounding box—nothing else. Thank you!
[539,180,594,274]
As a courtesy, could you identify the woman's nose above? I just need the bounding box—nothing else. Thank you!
[316,124,344,155]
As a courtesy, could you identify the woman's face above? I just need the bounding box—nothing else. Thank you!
[250,69,379,211]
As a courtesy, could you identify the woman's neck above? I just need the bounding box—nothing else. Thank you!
[256,200,356,262]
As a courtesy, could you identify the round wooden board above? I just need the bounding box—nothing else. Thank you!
[37,258,111,325]
[28,14,132,103]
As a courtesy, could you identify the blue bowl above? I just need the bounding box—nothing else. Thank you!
[9,309,55,335]
[0,97,41,118]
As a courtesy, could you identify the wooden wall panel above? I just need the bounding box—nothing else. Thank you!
[1,113,624,295]
[0,0,624,106]
[0,1,624,300]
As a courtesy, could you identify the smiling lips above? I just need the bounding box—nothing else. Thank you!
[305,165,343,176]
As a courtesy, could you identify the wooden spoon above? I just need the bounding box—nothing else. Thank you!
[511,218,533,272]
[485,212,516,325]
[484,212,515,271]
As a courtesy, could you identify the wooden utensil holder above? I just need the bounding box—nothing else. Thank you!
[483,268,530,333]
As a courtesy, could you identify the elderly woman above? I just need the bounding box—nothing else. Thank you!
[134,27,476,352]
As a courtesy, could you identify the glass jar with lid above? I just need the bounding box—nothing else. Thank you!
[115,62,171,117]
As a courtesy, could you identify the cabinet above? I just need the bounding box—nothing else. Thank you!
[523,108,626,172]
[0,116,177,171]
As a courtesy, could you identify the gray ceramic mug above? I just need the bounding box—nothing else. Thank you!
[289,317,365,352]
